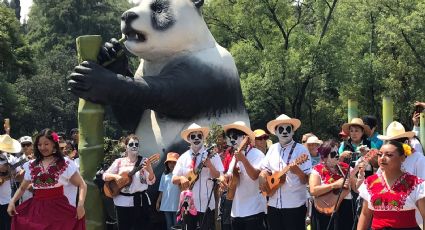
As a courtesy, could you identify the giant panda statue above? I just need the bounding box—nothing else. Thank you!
[69,0,249,160]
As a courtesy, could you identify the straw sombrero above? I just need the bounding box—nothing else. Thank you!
[0,135,22,153]
[223,121,255,144]
[377,121,415,141]
[267,114,301,134]
[306,136,323,145]
[180,123,209,143]
[341,118,372,137]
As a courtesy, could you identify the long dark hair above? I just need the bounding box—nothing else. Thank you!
[386,140,405,156]
[34,128,65,164]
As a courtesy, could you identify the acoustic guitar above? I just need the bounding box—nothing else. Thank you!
[226,136,250,200]
[261,154,309,197]
[104,153,160,198]
[183,145,217,191]
[313,149,379,215]
[0,158,28,185]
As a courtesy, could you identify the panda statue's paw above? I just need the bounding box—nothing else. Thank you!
[68,61,123,104]
[97,38,133,76]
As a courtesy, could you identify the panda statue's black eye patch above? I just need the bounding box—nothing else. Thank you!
[150,0,175,31]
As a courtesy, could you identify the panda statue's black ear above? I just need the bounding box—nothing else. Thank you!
[192,0,204,8]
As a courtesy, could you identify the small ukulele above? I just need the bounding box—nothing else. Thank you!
[261,154,309,196]
[226,136,250,200]
[104,153,160,198]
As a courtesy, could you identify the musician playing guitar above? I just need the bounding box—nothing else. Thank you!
[172,123,224,230]
[309,140,366,230]
[221,121,266,230]
[102,134,155,230]
[259,114,312,230]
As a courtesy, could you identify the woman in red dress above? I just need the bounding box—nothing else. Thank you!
[7,128,87,230]
[357,141,425,230]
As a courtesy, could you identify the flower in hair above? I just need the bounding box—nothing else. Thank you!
[51,132,59,143]
[402,143,412,156]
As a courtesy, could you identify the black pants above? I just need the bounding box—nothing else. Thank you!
[184,209,215,230]
[267,205,307,230]
[0,204,11,230]
[231,212,266,230]
[311,199,354,230]
[220,195,232,230]
[116,205,150,230]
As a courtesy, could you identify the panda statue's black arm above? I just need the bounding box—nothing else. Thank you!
[68,57,245,128]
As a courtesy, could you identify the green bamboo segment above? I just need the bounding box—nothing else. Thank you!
[420,111,425,146]
[347,99,358,122]
[76,35,105,230]
[382,97,394,135]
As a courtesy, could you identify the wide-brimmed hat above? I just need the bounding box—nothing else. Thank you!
[342,118,372,137]
[0,135,22,153]
[19,136,33,144]
[267,114,301,134]
[223,121,256,144]
[377,121,415,141]
[254,129,269,139]
[306,135,323,145]
[164,152,179,165]
[180,123,209,143]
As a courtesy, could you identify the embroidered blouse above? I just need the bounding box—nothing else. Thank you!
[311,162,352,199]
[358,172,425,229]
[23,158,78,189]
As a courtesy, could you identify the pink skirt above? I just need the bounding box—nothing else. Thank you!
[12,186,85,230]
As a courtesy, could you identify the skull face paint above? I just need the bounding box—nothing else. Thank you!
[226,130,245,149]
[275,124,294,145]
[126,138,139,157]
[189,131,204,152]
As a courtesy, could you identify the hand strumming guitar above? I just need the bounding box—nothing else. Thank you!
[179,176,190,190]
[142,158,155,181]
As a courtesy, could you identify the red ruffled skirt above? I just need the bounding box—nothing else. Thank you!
[12,186,85,230]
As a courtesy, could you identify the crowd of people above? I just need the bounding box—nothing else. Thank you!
[0,101,424,230]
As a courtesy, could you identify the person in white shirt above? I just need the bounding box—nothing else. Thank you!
[172,123,224,230]
[222,121,266,230]
[259,114,312,230]
[0,134,22,230]
[103,134,155,230]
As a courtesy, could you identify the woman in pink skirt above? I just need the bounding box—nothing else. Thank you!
[7,128,87,230]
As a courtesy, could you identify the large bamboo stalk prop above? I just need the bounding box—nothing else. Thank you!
[382,97,394,135]
[76,35,105,230]
[420,110,425,146]
[348,99,358,122]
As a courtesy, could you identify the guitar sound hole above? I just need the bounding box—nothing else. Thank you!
[188,177,192,181]
[271,178,275,184]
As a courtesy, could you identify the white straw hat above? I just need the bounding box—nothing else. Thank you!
[180,123,210,143]
[0,135,22,153]
[377,121,415,141]
[267,114,301,134]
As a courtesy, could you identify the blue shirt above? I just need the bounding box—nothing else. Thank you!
[311,156,321,167]
[369,132,383,150]
[159,173,180,212]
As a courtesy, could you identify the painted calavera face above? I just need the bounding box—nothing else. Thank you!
[275,124,294,145]
[126,138,139,157]
[226,129,245,149]
[188,131,204,152]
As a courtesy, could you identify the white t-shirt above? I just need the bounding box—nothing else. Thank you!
[228,147,266,217]
[0,180,11,205]
[173,147,224,212]
[261,141,312,209]
[103,157,155,207]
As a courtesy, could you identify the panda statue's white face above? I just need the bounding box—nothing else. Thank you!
[122,0,214,60]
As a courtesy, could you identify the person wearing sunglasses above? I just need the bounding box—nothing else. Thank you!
[103,134,155,230]
[309,140,365,230]
[18,136,33,161]
[172,123,224,230]
[254,129,269,154]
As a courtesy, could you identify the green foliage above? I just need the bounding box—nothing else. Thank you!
[204,0,425,139]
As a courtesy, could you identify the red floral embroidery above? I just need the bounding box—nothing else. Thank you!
[313,162,349,185]
[29,159,69,188]
[365,173,423,211]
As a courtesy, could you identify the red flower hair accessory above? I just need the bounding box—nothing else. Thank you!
[51,132,59,143]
